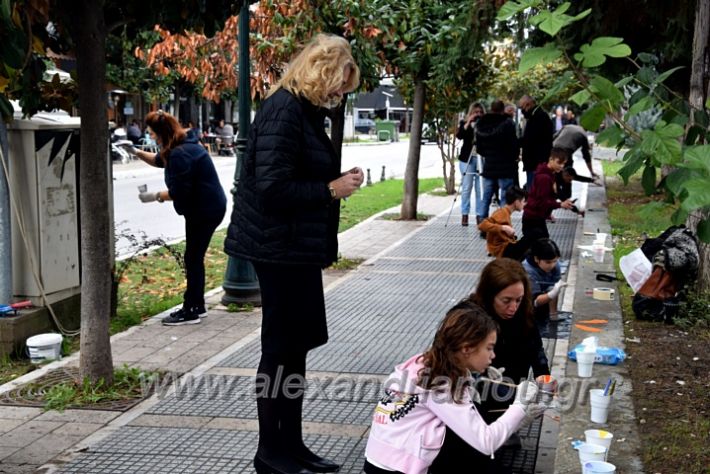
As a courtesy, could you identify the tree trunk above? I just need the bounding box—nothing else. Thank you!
[686,0,710,292]
[70,0,114,385]
[173,81,181,121]
[401,78,425,219]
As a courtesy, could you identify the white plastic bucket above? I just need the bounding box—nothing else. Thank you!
[583,460,616,473]
[576,350,595,377]
[578,443,607,466]
[590,389,612,423]
[26,333,63,364]
[585,429,614,459]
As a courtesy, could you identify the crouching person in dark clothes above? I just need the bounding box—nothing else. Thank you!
[224,34,364,474]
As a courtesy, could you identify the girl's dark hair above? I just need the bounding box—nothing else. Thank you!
[145,110,187,161]
[418,299,498,402]
[531,238,561,261]
[470,258,534,333]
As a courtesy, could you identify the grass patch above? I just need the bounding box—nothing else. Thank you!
[427,189,452,197]
[330,256,364,271]
[380,212,431,221]
[604,159,710,473]
[226,303,254,313]
[338,178,442,232]
[39,365,159,412]
[0,354,35,386]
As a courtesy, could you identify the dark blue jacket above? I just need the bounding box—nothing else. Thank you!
[224,88,341,267]
[156,134,226,220]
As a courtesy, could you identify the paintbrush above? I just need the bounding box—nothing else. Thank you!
[602,378,612,396]
[608,380,617,396]
[479,378,556,395]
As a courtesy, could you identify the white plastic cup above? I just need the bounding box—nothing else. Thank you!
[578,443,607,467]
[585,429,614,460]
[583,460,616,473]
[590,389,612,423]
[594,233,608,244]
[576,350,595,378]
[592,243,605,263]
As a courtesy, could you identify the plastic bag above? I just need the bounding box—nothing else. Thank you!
[568,344,626,365]
[620,248,652,293]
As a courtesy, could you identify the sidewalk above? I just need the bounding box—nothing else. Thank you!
[0,158,643,473]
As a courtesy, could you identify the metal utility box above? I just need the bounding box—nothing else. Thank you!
[7,113,81,305]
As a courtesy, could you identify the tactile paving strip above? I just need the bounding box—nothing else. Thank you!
[58,427,364,474]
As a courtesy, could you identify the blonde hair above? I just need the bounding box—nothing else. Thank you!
[270,34,360,107]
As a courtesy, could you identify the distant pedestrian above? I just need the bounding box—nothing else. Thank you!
[224,33,363,474]
[518,95,553,190]
[522,148,574,241]
[129,110,227,325]
[363,299,544,474]
[455,102,485,227]
[127,120,142,145]
[475,100,519,223]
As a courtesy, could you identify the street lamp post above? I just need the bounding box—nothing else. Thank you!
[221,0,261,305]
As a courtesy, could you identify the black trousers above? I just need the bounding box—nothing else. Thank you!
[183,214,222,309]
[522,216,549,243]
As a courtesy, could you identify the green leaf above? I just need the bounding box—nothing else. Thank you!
[655,66,684,84]
[618,147,645,184]
[698,219,710,243]
[496,0,539,21]
[574,37,631,68]
[625,96,656,119]
[641,165,657,195]
[683,146,710,173]
[706,97,710,110]
[580,103,606,131]
[589,75,624,106]
[670,207,689,226]
[596,125,625,148]
[615,76,633,88]
[569,89,591,106]
[0,0,10,22]
[640,121,683,165]
[637,52,658,65]
[518,44,562,73]
[665,168,693,195]
[680,179,710,211]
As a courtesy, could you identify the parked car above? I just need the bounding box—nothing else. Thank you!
[355,118,376,134]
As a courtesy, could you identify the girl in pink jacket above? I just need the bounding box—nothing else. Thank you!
[363,300,544,474]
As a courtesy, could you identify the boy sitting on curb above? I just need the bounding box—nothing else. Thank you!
[522,148,574,241]
[478,185,531,260]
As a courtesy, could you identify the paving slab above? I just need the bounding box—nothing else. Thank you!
[0,421,64,448]
[34,410,120,425]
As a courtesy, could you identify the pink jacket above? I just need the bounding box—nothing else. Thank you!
[365,354,526,474]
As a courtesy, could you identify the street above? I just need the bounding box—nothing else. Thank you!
[113,140,445,257]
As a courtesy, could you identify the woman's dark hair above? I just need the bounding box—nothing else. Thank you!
[418,299,498,402]
[470,258,534,332]
[145,110,187,161]
[530,238,561,262]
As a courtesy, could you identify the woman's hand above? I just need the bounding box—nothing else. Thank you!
[329,167,364,199]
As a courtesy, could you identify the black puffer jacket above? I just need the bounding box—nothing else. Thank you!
[521,106,553,172]
[475,113,519,179]
[156,133,227,219]
[224,88,341,267]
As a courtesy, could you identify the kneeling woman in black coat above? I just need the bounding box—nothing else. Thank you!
[225,34,364,474]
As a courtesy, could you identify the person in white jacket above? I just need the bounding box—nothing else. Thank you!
[363,300,545,474]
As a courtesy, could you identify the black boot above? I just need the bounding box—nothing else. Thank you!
[280,354,340,473]
[254,452,314,474]
[255,354,314,474]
